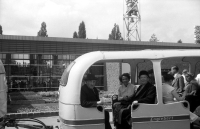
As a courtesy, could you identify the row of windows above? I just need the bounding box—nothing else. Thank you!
[0,54,79,60]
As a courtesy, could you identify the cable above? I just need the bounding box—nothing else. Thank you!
[4,118,48,129]
[15,118,47,129]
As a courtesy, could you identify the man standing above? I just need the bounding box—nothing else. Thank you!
[185,73,199,95]
[195,70,200,86]
[182,69,188,86]
[80,74,112,129]
[185,73,200,112]
[171,66,185,93]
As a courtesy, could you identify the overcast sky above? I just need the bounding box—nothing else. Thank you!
[0,0,200,43]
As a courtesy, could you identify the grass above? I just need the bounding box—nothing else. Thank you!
[8,103,58,113]
[8,91,59,113]
[8,91,112,113]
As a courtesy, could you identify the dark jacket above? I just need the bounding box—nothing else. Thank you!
[172,73,185,92]
[131,82,156,104]
[80,84,100,107]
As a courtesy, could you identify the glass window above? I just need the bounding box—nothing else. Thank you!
[0,54,6,59]
[18,54,23,59]
[58,55,63,59]
[23,54,29,59]
[63,55,70,60]
[70,55,76,60]
[11,54,19,59]
[11,54,30,59]
[137,60,155,85]
[60,61,75,86]
[122,63,131,74]
[43,55,52,59]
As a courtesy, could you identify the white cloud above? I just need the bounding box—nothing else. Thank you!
[0,0,199,43]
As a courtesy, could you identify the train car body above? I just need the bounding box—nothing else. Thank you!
[59,50,200,129]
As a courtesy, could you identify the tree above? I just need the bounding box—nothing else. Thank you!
[108,23,123,40]
[177,39,182,43]
[73,31,78,38]
[37,22,48,37]
[196,40,200,44]
[0,25,2,35]
[149,34,159,42]
[78,21,86,39]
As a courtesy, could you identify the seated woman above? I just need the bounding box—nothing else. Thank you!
[113,73,136,125]
[162,74,200,126]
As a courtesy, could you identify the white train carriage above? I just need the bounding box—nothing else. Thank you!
[59,49,200,129]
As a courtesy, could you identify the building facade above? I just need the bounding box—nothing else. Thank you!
[1,35,200,92]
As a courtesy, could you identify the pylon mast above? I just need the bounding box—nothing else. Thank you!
[123,0,141,41]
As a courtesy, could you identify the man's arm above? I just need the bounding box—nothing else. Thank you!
[80,88,97,108]
[137,86,156,104]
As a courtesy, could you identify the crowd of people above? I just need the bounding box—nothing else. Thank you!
[80,66,200,129]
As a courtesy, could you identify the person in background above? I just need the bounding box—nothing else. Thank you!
[162,74,200,126]
[185,73,199,95]
[80,74,112,129]
[184,72,200,112]
[195,70,200,86]
[171,66,185,93]
[182,69,188,86]
[113,73,136,126]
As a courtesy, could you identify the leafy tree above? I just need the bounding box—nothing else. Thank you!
[177,39,182,43]
[196,40,200,44]
[73,31,78,38]
[78,21,86,39]
[108,23,123,40]
[149,34,159,42]
[0,25,2,35]
[37,22,48,37]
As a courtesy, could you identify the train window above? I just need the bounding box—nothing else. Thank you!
[60,61,75,86]
[161,57,190,104]
[137,60,155,85]
[122,63,131,74]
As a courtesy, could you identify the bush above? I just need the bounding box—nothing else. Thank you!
[10,100,45,105]
[9,91,36,95]
[37,91,58,97]
[10,95,42,100]
[16,105,59,113]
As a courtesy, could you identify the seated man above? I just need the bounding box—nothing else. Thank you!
[118,70,156,128]
[80,74,111,129]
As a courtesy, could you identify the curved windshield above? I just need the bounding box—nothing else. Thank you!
[60,61,76,86]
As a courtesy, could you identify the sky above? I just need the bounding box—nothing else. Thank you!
[0,0,200,43]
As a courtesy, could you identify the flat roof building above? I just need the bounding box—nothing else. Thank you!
[1,35,200,92]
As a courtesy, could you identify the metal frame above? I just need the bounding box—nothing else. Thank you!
[124,0,141,41]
